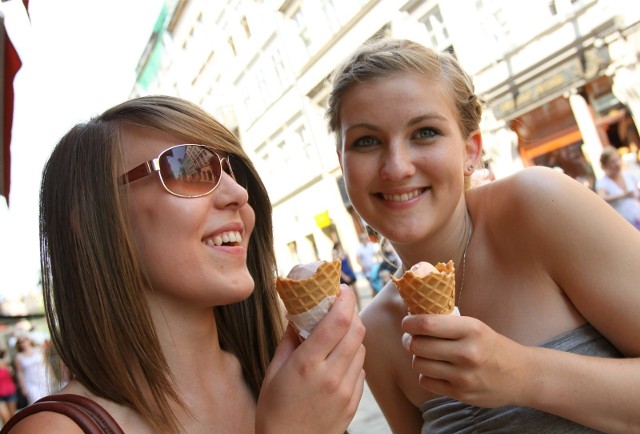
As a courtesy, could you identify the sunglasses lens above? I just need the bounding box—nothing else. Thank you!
[159,145,222,197]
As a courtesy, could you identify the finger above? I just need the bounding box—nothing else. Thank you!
[323,305,366,386]
[344,343,367,391]
[402,313,468,339]
[412,354,456,381]
[403,332,459,362]
[302,285,357,360]
[265,324,299,383]
[346,368,367,418]
[418,373,455,397]
[327,323,366,389]
[326,306,365,362]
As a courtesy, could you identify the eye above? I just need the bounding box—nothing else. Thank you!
[352,136,380,148]
[414,127,438,140]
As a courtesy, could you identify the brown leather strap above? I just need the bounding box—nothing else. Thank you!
[0,394,125,434]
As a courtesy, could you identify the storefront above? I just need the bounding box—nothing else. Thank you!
[486,17,640,189]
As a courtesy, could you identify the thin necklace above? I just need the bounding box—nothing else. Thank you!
[457,218,473,306]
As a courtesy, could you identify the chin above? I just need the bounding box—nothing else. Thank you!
[227,275,256,303]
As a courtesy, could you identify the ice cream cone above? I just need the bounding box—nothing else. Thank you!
[275,259,341,315]
[392,260,455,314]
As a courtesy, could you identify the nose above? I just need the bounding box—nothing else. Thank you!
[380,143,415,180]
[214,170,249,209]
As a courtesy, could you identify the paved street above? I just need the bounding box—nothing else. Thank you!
[348,381,391,434]
[347,276,392,434]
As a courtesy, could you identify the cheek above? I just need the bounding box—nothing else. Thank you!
[343,160,368,207]
[342,154,369,189]
[242,204,256,237]
[127,196,194,262]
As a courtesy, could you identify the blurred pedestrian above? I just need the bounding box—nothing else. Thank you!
[596,146,640,229]
[0,349,17,425]
[355,233,380,291]
[369,242,401,296]
[13,336,50,405]
[333,242,361,310]
[378,269,392,287]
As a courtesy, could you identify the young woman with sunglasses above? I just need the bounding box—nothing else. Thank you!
[2,95,365,433]
[327,38,640,432]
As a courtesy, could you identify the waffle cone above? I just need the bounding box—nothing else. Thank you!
[275,260,341,315]
[392,260,455,314]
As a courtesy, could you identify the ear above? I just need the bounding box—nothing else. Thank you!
[464,130,483,173]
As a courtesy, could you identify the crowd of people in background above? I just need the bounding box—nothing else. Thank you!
[596,145,640,230]
[0,332,58,427]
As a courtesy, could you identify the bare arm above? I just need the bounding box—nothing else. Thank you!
[597,186,634,203]
[524,167,640,431]
[361,291,424,433]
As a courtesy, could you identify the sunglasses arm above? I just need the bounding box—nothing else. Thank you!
[120,158,160,185]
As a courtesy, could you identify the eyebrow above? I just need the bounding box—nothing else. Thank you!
[345,114,449,133]
[407,114,448,126]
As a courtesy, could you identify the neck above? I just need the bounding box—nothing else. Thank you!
[456,211,474,304]
[396,205,473,266]
[145,297,229,380]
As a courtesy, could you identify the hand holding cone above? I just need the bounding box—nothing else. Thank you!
[275,259,341,338]
[391,260,456,315]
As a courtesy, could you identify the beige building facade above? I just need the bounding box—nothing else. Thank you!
[134,0,640,275]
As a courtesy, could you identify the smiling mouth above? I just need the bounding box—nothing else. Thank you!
[378,188,425,202]
[203,231,243,247]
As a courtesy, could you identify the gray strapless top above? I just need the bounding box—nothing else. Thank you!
[420,323,621,433]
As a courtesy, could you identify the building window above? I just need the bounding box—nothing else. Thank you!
[475,0,513,57]
[241,16,251,37]
[548,0,584,16]
[228,36,237,56]
[319,0,341,34]
[419,6,450,51]
[292,6,313,52]
[287,241,300,265]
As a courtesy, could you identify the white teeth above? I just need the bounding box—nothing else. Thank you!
[204,231,242,246]
[382,190,422,201]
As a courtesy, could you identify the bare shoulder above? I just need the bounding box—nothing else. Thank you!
[480,166,584,207]
[470,166,603,231]
[6,410,85,433]
[474,167,640,354]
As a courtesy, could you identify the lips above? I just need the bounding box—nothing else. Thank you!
[202,230,243,247]
[379,188,425,202]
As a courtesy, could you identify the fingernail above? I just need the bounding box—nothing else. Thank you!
[402,333,411,350]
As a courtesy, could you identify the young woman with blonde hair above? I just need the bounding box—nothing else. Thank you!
[328,38,640,433]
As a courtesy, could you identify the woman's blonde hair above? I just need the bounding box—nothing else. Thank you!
[326,38,483,148]
[39,95,284,433]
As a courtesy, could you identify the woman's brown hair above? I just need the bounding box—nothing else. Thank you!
[39,95,284,433]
